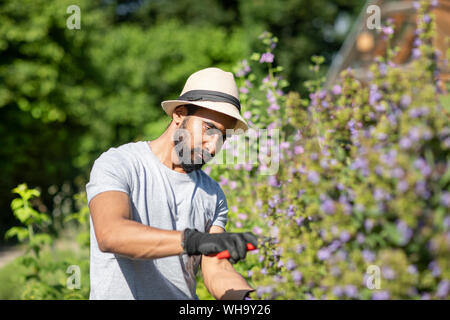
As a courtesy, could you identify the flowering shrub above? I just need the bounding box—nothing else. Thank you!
[206,0,449,299]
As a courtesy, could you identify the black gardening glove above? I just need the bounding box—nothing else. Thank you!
[182,228,258,264]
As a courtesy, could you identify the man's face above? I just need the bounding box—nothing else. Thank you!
[172,107,236,173]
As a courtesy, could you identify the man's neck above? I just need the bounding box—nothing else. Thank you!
[148,128,187,174]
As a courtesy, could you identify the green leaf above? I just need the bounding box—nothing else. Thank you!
[5,226,28,241]
[250,53,261,62]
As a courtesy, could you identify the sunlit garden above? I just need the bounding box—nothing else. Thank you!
[0,0,448,300]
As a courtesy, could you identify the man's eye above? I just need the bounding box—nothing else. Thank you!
[205,126,214,134]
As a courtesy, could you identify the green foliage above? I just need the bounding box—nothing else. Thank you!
[0,0,363,241]
[4,184,90,299]
[205,0,449,300]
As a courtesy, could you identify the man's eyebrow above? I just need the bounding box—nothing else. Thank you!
[203,121,226,135]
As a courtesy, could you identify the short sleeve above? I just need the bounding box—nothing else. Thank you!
[86,148,131,206]
[212,183,228,229]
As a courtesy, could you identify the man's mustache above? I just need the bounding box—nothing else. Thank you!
[192,147,213,163]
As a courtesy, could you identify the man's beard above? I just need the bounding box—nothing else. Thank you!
[173,118,213,173]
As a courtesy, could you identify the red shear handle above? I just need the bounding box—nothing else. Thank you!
[208,243,257,259]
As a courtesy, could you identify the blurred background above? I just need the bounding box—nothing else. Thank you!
[0,0,448,300]
[0,0,368,243]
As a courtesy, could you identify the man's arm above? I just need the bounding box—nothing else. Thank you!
[201,225,254,300]
[89,190,184,259]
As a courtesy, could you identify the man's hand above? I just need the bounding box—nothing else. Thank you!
[182,229,258,264]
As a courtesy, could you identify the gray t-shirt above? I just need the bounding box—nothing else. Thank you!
[86,140,228,300]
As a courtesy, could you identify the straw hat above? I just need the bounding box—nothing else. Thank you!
[161,67,248,134]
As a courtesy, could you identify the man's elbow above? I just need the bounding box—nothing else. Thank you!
[96,229,115,253]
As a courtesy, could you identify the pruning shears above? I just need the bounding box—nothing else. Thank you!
[208,236,274,260]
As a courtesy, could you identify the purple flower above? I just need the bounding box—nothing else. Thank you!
[391,167,404,179]
[328,240,341,252]
[333,286,343,297]
[255,199,263,208]
[252,226,263,235]
[237,213,247,220]
[330,267,341,277]
[236,59,251,77]
[414,158,432,177]
[219,176,228,185]
[382,26,394,35]
[407,265,418,274]
[412,48,421,59]
[399,137,412,149]
[268,175,280,187]
[294,145,304,155]
[317,90,326,99]
[428,261,441,277]
[373,188,390,201]
[415,180,430,199]
[340,231,351,242]
[413,38,422,47]
[295,217,304,226]
[440,192,450,208]
[382,266,396,280]
[269,103,280,111]
[375,103,386,112]
[400,94,412,108]
[397,180,409,193]
[256,285,273,297]
[356,233,365,243]
[317,248,331,261]
[344,285,358,298]
[369,85,382,106]
[286,259,296,271]
[436,280,450,298]
[396,220,413,245]
[240,87,249,94]
[259,52,274,63]
[332,85,342,95]
[321,198,336,215]
[307,171,320,185]
[243,111,252,119]
[379,63,387,76]
[362,249,376,262]
[409,107,429,118]
[287,205,295,217]
[423,14,431,24]
[292,271,302,284]
[372,290,390,300]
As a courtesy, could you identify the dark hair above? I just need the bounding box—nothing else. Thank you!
[184,104,201,116]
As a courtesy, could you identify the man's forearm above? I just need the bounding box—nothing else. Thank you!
[100,218,184,259]
[202,256,254,300]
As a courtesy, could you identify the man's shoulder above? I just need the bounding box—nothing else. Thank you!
[95,141,144,167]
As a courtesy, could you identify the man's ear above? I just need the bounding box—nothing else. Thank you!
[172,105,189,126]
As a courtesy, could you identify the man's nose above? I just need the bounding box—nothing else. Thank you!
[204,134,222,157]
